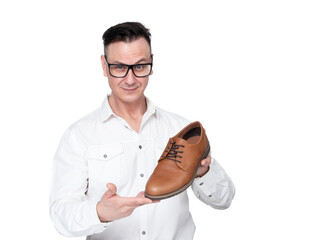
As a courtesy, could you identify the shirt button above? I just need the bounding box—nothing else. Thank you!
[139,145,142,149]
[103,154,107,158]
[140,173,144,177]
[199,182,204,186]
[142,231,146,235]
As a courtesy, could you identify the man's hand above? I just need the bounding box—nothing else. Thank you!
[196,154,211,178]
[97,183,159,222]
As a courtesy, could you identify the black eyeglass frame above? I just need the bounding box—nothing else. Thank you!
[104,55,153,78]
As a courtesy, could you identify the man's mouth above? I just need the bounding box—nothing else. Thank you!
[122,87,138,91]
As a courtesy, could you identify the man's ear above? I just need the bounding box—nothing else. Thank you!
[100,55,108,77]
[150,54,154,75]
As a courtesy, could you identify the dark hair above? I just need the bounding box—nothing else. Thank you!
[102,22,151,54]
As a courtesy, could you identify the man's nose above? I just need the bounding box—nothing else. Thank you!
[124,68,136,84]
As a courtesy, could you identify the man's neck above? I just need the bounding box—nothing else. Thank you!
[108,95,147,132]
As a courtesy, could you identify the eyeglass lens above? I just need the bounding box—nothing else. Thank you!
[109,64,151,78]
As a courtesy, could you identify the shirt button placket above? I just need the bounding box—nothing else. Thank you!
[139,144,144,178]
[140,217,148,240]
[137,139,147,240]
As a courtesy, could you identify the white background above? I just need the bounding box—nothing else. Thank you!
[0,0,319,239]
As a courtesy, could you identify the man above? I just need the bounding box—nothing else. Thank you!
[50,22,235,240]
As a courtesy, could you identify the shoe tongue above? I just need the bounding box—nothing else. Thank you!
[172,136,189,146]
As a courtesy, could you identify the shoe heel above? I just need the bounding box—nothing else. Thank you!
[202,143,210,160]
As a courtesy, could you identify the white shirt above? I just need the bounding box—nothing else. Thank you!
[49,96,235,240]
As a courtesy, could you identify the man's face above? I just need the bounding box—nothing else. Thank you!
[101,37,153,105]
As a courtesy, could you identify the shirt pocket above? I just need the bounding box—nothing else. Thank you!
[86,143,126,190]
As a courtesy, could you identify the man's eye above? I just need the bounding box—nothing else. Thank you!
[135,65,143,70]
[116,65,125,70]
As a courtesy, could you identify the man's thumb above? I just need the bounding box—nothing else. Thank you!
[105,183,117,197]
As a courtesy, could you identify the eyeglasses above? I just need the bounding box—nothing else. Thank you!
[104,55,153,78]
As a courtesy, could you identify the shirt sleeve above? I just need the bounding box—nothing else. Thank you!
[191,157,235,209]
[49,126,111,237]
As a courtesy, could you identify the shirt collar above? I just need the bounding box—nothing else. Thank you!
[99,95,114,122]
[144,96,158,120]
[99,95,158,122]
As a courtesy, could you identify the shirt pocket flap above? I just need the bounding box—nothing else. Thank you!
[86,143,124,161]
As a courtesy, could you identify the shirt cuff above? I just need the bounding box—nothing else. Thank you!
[193,165,215,198]
[86,198,112,234]
[192,158,235,209]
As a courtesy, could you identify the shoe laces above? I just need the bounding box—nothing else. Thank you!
[162,139,185,163]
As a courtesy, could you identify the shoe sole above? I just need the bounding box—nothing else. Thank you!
[145,143,211,200]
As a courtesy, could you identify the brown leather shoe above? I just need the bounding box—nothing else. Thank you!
[145,121,210,200]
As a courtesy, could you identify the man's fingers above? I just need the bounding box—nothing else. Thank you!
[105,183,117,197]
[137,191,160,204]
[201,160,208,166]
[201,155,212,166]
[136,191,145,198]
[104,187,158,207]
[123,196,154,206]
